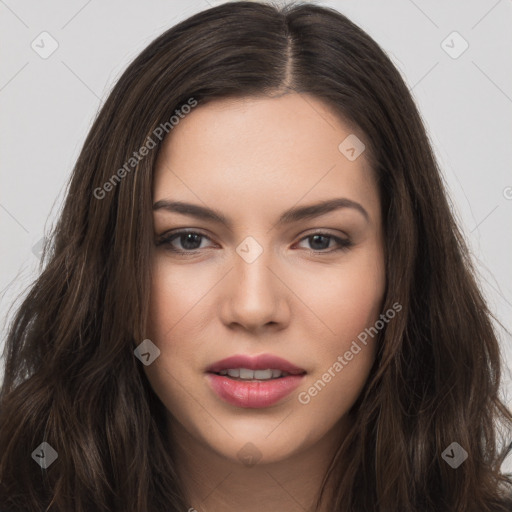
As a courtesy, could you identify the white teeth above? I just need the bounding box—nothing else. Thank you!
[239,368,254,379]
[254,369,273,379]
[218,368,287,380]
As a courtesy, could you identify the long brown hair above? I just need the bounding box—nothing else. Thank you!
[1,2,511,511]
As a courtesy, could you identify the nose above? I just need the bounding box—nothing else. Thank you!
[219,248,290,333]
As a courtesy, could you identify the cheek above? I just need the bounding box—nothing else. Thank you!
[293,244,385,350]
[144,259,205,399]
[333,268,385,343]
[293,246,385,408]
[147,256,213,342]
[142,263,204,451]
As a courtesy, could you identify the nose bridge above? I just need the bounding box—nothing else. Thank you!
[223,234,287,329]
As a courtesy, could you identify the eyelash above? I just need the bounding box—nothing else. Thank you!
[155,230,353,255]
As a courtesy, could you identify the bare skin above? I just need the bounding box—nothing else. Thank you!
[145,93,386,511]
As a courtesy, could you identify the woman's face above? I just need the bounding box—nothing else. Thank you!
[146,93,386,465]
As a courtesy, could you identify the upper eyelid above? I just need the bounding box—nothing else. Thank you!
[156,229,215,243]
[156,229,351,248]
[156,227,349,239]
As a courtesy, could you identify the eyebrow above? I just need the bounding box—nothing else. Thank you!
[152,197,369,228]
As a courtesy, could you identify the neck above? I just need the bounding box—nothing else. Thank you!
[169,416,350,512]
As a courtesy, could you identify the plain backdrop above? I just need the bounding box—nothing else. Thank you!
[1,0,511,471]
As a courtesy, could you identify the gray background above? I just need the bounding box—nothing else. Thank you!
[1,0,511,471]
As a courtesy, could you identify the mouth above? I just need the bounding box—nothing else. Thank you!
[210,368,302,380]
[205,354,307,408]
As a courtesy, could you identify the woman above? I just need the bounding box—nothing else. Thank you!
[1,1,511,511]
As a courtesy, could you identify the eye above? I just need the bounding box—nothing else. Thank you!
[156,230,215,252]
[295,232,353,253]
[155,230,353,254]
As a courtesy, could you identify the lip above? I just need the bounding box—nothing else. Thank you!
[206,373,304,408]
[205,353,306,409]
[205,353,306,374]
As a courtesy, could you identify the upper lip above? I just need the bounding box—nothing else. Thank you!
[206,354,306,375]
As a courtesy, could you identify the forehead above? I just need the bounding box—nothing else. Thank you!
[153,94,379,222]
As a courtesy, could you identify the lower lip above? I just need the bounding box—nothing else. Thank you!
[206,373,304,408]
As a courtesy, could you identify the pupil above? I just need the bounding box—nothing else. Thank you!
[310,235,329,250]
[182,233,201,250]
